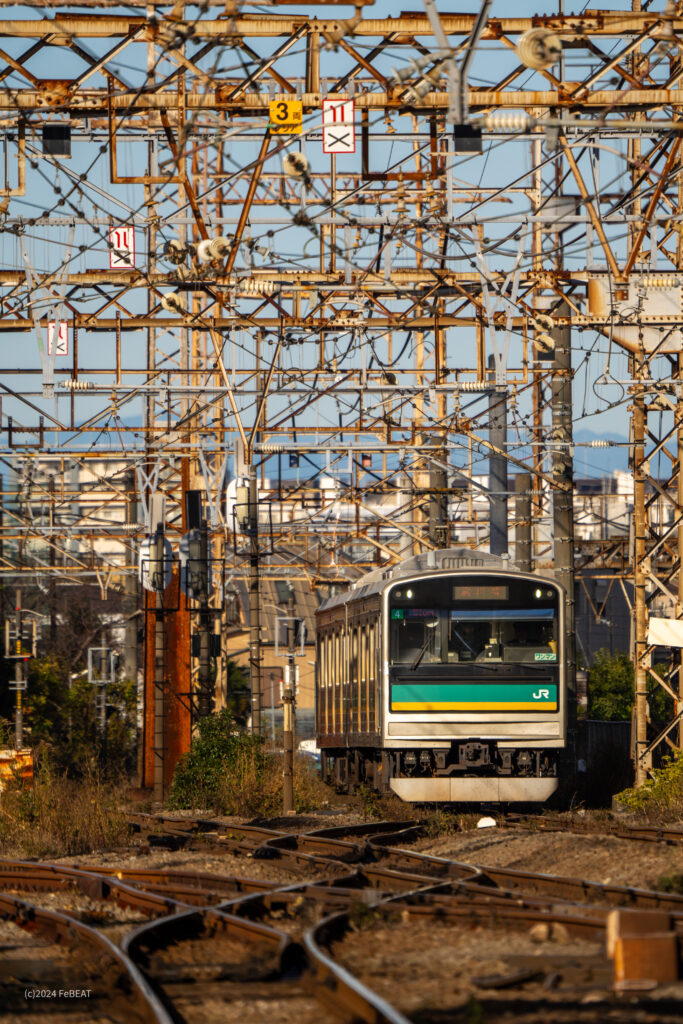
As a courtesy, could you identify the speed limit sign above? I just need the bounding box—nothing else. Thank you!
[269,99,303,135]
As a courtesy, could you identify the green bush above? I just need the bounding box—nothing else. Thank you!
[587,650,634,720]
[168,709,263,810]
[617,752,683,822]
[168,709,330,814]
[587,649,674,724]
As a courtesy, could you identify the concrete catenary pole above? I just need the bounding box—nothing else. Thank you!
[14,589,23,749]
[124,471,138,687]
[514,473,532,571]
[152,524,165,802]
[551,306,577,755]
[248,462,262,734]
[283,589,296,813]
[196,517,213,719]
[488,356,508,556]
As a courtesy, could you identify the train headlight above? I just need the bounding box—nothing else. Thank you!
[406,589,413,599]
[534,588,542,599]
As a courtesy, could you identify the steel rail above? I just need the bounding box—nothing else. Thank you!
[4,820,683,1021]
[0,888,175,1024]
[69,863,278,896]
[508,814,683,845]
[122,901,308,1004]
[0,856,313,1017]
[0,859,185,917]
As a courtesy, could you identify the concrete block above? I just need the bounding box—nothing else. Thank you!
[613,933,679,985]
[606,908,672,959]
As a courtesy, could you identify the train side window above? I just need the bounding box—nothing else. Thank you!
[323,634,330,733]
[360,625,367,733]
[336,630,341,733]
[370,621,376,731]
[351,626,359,730]
[317,636,324,732]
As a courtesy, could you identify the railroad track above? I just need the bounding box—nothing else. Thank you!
[0,814,682,1022]
[505,812,683,845]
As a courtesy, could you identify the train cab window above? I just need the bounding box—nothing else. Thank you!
[390,611,440,665]
[389,576,559,667]
[449,611,557,663]
[447,619,489,663]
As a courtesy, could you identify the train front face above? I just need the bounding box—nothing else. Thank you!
[383,571,565,802]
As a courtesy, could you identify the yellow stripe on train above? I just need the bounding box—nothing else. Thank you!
[391,701,558,711]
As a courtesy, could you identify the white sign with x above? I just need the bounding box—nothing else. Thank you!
[322,98,355,155]
[47,320,69,357]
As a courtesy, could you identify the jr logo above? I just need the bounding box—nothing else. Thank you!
[532,689,550,700]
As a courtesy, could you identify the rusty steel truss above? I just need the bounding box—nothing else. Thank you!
[1,2,683,780]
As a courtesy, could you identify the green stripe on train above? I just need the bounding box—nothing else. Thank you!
[390,683,558,708]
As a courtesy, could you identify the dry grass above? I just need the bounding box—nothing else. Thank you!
[216,749,332,817]
[0,763,130,858]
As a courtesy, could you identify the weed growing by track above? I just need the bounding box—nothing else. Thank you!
[168,709,330,814]
[351,783,410,822]
[0,759,129,856]
[421,810,484,837]
[617,752,683,823]
[657,872,683,894]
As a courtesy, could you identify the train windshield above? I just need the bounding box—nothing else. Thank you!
[389,575,559,666]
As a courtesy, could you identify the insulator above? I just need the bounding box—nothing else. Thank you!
[163,239,186,264]
[404,70,441,103]
[58,379,93,390]
[458,381,488,391]
[392,53,441,84]
[209,235,231,259]
[484,112,533,132]
[160,292,184,313]
[533,313,555,331]
[283,152,309,178]
[241,278,277,295]
[589,440,611,448]
[196,239,214,263]
[535,332,555,353]
[260,443,285,453]
[517,28,562,70]
[642,275,679,289]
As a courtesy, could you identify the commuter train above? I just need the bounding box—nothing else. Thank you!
[315,548,566,802]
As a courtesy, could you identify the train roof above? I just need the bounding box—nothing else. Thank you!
[317,548,558,613]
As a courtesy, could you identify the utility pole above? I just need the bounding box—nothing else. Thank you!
[632,365,649,784]
[283,589,296,813]
[123,471,138,687]
[678,352,683,751]
[429,311,449,550]
[248,462,262,734]
[49,475,56,646]
[196,515,212,719]
[427,437,449,549]
[551,305,577,758]
[488,356,508,556]
[514,473,532,571]
[99,643,108,759]
[13,589,24,749]
[152,524,166,802]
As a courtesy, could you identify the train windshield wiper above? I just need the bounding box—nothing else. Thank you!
[411,620,439,670]
[410,637,431,671]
